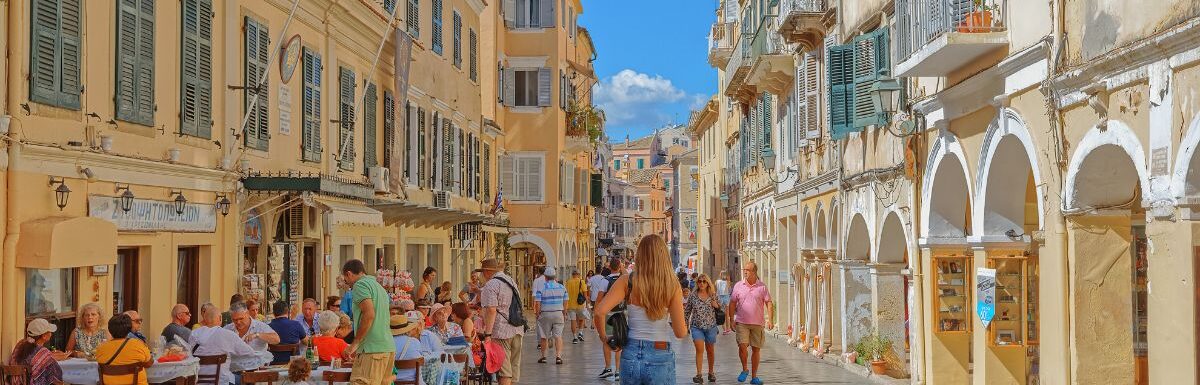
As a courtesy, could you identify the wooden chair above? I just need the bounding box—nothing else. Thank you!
[321,370,351,384]
[97,363,145,385]
[267,344,299,357]
[240,370,280,385]
[0,365,29,385]
[195,354,228,385]
[170,376,197,385]
[393,357,424,385]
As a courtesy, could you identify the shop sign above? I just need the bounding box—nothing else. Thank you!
[245,208,263,245]
[89,195,216,232]
[278,85,292,135]
[279,35,302,84]
[976,267,996,329]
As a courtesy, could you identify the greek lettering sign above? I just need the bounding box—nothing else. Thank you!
[89,195,217,232]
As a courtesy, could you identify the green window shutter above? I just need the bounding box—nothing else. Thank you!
[363,83,378,174]
[181,0,213,138]
[301,48,322,162]
[59,0,81,109]
[852,29,885,129]
[31,0,82,109]
[469,30,478,81]
[452,12,462,68]
[243,16,269,150]
[432,0,443,55]
[338,67,356,171]
[116,0,155,125]
[827,42,855,139]
[383,90,396,169]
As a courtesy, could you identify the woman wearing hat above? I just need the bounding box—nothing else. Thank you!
[7,318,68,385]
[427,303,467,347]
[390,313,427,384]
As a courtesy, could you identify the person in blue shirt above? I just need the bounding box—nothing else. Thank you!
[391,313,428,384]
[534,267,568,365]
[267,301,306,365]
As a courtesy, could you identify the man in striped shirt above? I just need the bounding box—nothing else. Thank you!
[534,267,568,364]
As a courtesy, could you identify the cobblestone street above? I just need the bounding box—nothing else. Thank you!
[516,328,870,384]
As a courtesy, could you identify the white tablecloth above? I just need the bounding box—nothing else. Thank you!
[228,351,274,372]
[266,366,353,384]
[60,357,200,385]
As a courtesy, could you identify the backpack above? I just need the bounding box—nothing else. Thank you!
[491,276,527,328]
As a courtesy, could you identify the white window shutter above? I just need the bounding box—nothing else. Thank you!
[408,104,420,185]
[500,154,514,199]
[537,68,552,107]
[565,161,574,204]
[539,0,555,28]
[503,0,516,27]
[503,68,517,106]
[804,53,820,140]
[527,156,544,201]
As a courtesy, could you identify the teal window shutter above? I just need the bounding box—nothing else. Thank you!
[243,16,270,151]
[116,0,155,126]
[338,67,356,171]
[301,48,322,162]
[30,0,82,109]
[383,90,396,169]
[181,0,213,138]
[363,83,378,174]
[432,0,443,55]
[407,0,420,37]
[852,28,887,129]
[827,42,855,139]
[452,12,462,68]
[384,0,397,13]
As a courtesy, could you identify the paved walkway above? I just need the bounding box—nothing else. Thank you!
[516,327,871,384]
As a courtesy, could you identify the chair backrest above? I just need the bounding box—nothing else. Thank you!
[445,353,469,364]
[393,357,424,385]
[240,370,280,385]
[322,370,351,385]
[195,354,228,385]
[0,365,29,385]
[267,343,299,354]
[98,363,144,385]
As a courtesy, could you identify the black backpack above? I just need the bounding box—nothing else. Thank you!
[491,276,527,328]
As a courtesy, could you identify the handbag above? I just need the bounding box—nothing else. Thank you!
[575,280,586,305]
[605,274,633,349]
[714,302,726,326]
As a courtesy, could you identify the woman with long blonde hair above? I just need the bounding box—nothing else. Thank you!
[594,235,687,384]
[65,303,110,359]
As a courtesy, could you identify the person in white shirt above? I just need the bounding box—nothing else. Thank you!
[224,302,280,352]
[531,271,547,347]
[191,303,257,385]
[587,270,608,304]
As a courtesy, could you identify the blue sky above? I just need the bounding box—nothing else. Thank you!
[580,0,718,142]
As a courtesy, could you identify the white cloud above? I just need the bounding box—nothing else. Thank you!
[592,69,700,131]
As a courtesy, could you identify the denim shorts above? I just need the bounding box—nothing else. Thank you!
[619,338,676,384]
[718,294,731,306]
[690,325,719,344]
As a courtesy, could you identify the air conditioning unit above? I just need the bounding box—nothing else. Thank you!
[368,166,390,193]
[433,191,451,209]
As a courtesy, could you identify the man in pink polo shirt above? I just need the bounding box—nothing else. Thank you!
[729,260,774,385]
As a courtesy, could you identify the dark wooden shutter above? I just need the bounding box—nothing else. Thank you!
[338,67,356,171]
[432,0,443,54]
[383,91,396,170]
[302,48,322,162]
[181,0,213,138]
[469,30,478,81]
[827,42,854,139]
[363,83,378,174]
[417,107,426,188]
[452,12,462,68]
[483,143,491,200]
[116,0,154,126]
[244,16,270,150]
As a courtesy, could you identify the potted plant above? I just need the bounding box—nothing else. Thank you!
[858,331,893,375]
[957,0,997,33]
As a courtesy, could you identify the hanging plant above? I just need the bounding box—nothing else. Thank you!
[726,219,743,232]
[566,101,606,143]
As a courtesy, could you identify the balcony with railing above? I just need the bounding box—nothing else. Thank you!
[722,34,754,103]
[894,0,1008,77]
[745,16,794,97]
[777,0,829,49]
[708,22,737,68]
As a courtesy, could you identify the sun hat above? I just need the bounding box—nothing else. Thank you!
[484,339,506,373]
[429,303,449,317]
[390,314,419,336]
[542,267,557,278]
[26,318,56,337]
[404,311,425,327]
[476,258,504,272]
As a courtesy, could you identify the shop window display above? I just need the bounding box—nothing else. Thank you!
[986,255,1038,347]
[933,255,970,333]
[25,268,78,350]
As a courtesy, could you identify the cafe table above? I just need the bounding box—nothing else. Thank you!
[60,357,201,385]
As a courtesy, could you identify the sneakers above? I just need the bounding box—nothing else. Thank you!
[572,336,580,344]
[737,371,749,383]
[750,377,763,385]
[708,373,716,382]
[597,368,614,379]
[577,331,585,341]
[693,375,704,383]
[611,373,621,382]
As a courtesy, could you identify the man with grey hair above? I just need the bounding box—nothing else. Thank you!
[161,304,192,346]
[123,310,147,342]
[293,298,321,337]
[224,301,280,352]
[191,303,256,385]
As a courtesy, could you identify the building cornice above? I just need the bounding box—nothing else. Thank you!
[17,143,236,191]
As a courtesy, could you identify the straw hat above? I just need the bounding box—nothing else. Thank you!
[389,314,419,336]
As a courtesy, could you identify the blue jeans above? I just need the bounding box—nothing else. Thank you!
[690,325,719,344]
[620,338,676,384]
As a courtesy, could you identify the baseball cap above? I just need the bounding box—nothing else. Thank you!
[26,318,57,337]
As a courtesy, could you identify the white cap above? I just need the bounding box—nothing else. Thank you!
[26,318,57,337]
[543,267,557,278]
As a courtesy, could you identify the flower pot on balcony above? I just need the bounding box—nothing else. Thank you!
[957,10,994,33]
[869,359,888,375]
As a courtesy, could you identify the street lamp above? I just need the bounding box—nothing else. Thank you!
[871,74,903,116]
[760,146,796,184]
[49,177,70,211]
[215,193,232,216]
[115,184,135,213]
[170,190,188,215]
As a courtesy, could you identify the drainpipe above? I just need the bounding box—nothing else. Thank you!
[1046,0,1071,382]
[1,0,16,360]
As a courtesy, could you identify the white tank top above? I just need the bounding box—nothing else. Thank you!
[627,304,675,342]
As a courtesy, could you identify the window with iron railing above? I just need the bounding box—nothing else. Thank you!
[894,0,1006,62]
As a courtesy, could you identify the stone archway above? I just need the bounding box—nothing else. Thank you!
[815,206,828,251]
[843,214,873,351]
[922,133,973,240]
[875,212,910,374]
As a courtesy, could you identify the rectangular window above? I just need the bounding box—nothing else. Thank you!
[637,158,644,169]
[406,0,420,37]
[503,153,544,201]
[181,0,213,138]
[302,48,322,162]
[613,159,620,170]
[363,83,378,174]
[243,16,270,150]
[510,68,550,107]
[431,0,443,55]
[452,11,462,68]
[115,0,155,126]
[469,30,478,81]
[338,67,356,171]
[30,0,83,109]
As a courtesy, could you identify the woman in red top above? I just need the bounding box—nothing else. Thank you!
[311,310,350,362]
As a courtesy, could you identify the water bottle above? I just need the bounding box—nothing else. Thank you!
[305,345,316,368]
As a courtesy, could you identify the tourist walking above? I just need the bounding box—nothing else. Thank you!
[65,302,110,359]
[8,318,67,385]
[730,260,775,384]
[478,258,525,385]
[534,267,567,364]
[592,258,624,381]
[342,259,396,385]
[595,235,688,385]
[564,270,589,343]
[685,273,722,383]
[531,268,547,350]
[715,271,733,334]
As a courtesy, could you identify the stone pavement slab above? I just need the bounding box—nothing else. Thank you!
[516,328,872,384]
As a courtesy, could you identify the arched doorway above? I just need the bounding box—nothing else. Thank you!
[1062,122,1148,385]
[843,214,872,352]
[921,133,973,384]
[876,212,910,375]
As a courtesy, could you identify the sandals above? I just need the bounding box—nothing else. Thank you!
[693,375,704,383]
[708,373,717,382]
